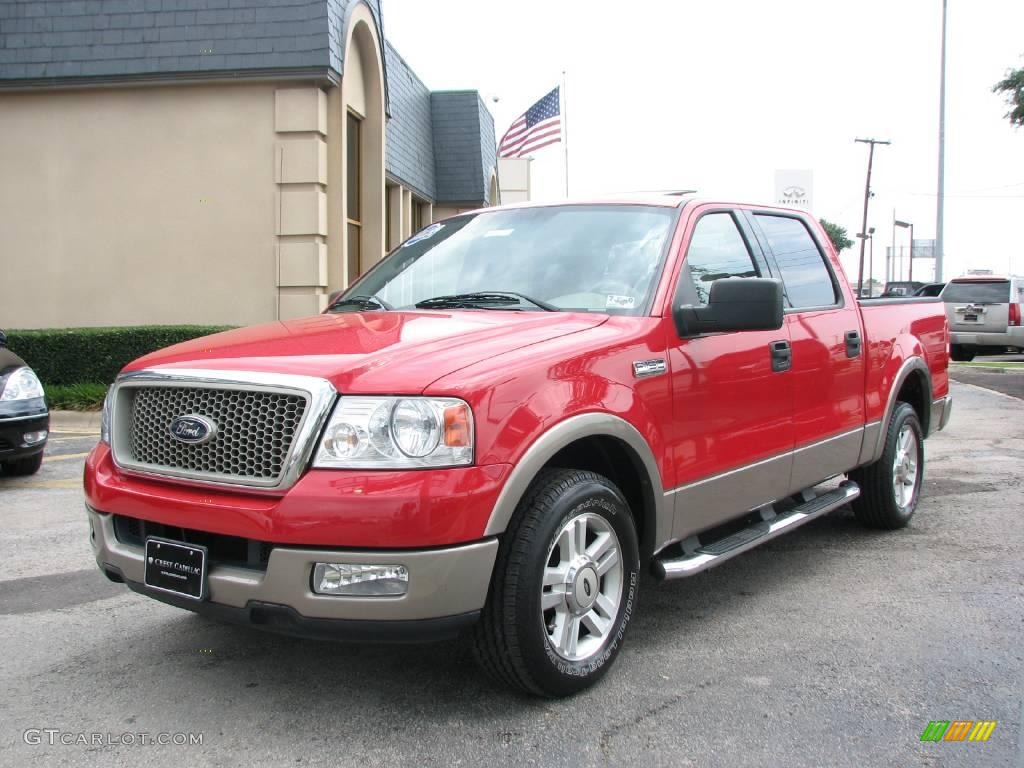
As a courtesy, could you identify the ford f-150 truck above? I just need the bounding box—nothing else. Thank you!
[85,197,951,697]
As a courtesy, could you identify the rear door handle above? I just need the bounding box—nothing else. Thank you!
[770,340,791,372]
[845,330,862,358]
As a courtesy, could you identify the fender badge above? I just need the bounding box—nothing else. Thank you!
[632,359,667,378]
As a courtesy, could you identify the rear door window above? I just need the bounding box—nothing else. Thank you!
[943,280,1011,303]
[754,215,838,309]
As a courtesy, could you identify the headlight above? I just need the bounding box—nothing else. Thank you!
[100,387,114,445]
[0,367,44,402]
[314,397,473,469]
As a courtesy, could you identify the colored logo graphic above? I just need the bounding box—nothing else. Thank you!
[920,721,997,742]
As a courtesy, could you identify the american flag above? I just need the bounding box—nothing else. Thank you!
[498,87,562,158]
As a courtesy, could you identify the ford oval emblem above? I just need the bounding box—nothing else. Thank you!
[168,414,217,445]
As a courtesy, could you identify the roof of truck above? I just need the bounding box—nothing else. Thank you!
[478,195,811,213]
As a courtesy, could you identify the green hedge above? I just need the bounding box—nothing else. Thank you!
[44,382,110,411]
[5,325,234,386]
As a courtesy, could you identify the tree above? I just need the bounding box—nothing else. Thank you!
[819,218,854,252]
[993,64,1024,128]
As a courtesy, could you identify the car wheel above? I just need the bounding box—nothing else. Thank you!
[1,452,43,476]
[848,403,924,529]
[472,468,640,697]
[950,345,975,362]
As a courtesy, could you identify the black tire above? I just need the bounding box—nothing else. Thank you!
[471,468,640,697]
[848,402,924,529]
[1,452,43,476]
[950,345,975,362]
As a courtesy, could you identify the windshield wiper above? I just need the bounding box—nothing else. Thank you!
[327,294,394,312]
[414,292,558,312]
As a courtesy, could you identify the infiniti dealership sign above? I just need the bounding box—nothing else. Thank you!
[774,170,814,210]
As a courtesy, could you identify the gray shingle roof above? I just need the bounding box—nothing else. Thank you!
[383,41,435,202]
[0,2,496,206]
[0,0,381,83]
[431,90,495,206]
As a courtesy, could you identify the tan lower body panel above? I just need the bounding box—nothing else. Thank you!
[88,508,497,621]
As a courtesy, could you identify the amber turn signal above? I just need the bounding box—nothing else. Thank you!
[443,404,471,447]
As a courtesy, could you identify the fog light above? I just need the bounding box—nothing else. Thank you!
[23,430,47,445]
[312,563,409,596]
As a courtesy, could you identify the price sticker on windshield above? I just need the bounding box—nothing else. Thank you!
[404,222,444,247]
[606,295,636,309]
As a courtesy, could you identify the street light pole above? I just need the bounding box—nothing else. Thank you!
[855,138,890,298]
[935,0,948,281]
[868,227,876,295]
[895,219,913,283]
[908,221,915,282]
[890,209,896,284]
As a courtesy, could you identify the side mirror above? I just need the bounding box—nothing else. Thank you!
[674,278,784,338]
[0,329,6,347]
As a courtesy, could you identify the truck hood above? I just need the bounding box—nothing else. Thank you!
[126,311,609,393]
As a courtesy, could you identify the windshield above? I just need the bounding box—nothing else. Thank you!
[334,205,678,315]
[942,280,1010,303]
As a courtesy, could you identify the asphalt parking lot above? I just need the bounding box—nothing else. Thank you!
[1,378,1022,768]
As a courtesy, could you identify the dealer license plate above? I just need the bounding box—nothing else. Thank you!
[144,538,207,600]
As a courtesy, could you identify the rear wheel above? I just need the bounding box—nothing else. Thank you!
[950,345,975,362]
[849,402,924,529]
[1,452,43,476]
[472,469,640,697]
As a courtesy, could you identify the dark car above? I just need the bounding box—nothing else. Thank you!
[881,281,925,298]
[913,282,946,297]
[0,330,49,476]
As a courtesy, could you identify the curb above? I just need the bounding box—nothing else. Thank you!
[49,410,102,434]
[950,365,1023,375]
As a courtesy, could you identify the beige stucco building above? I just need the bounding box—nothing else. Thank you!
[0,1,499,327]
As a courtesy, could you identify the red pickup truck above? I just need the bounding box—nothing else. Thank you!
[85,198,951,697]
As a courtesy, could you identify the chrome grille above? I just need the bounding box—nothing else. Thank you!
[125,386,308,484]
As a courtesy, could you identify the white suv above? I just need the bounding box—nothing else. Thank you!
[942,276,1024,361]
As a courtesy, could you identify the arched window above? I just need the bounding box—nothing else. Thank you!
[341,4,385,284]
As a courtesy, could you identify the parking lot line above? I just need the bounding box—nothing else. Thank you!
[0,478,80,490]
[43,452,91,462]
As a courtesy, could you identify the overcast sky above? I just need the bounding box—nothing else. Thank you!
[383,0,1023,284]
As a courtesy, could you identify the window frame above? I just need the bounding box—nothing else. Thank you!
[673,208,773,310]
[346,110,363,279]
[743,210,844,313]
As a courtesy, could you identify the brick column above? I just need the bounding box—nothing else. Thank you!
[275,87,329,319]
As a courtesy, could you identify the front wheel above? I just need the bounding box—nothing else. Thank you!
[848,402,924,529]
[472,469,640,697]
[1,452,43,476]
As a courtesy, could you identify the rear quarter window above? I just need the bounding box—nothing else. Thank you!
[943,281,1010,303]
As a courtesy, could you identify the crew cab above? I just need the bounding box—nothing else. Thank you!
[84,198,951,697]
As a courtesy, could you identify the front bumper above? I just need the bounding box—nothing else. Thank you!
[950,326,1024,349]
[0,411,49,461]
[87,506,497,640]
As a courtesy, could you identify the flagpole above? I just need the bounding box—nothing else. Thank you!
[562,70,569,198]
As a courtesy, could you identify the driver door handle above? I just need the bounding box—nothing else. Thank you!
[770,340,791,373]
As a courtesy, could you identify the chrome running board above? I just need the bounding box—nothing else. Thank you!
[652,482,860,581]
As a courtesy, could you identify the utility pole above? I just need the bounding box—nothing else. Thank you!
[935,0,948,281]
[855,138,891,297]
